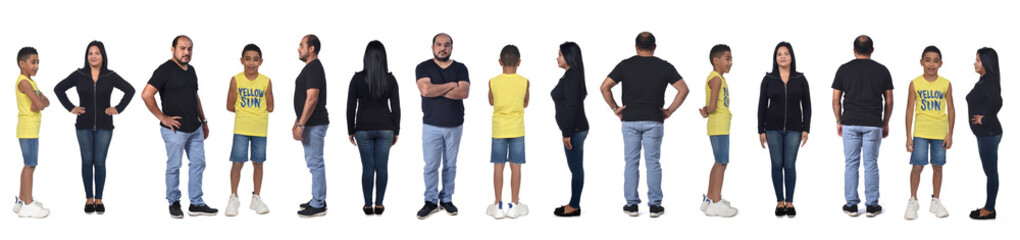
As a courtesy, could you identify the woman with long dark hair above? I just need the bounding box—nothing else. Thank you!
[967,47,1002,220]
[53,40,136,214]
[552,42,589,217]
[346,40,400,215]
[757,42,811,217]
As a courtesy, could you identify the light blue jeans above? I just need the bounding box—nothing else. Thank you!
[842,125,882,206]
[622,121,664,206]
[422,124,462,204]
[302,124,329,208]
[161,126,206,206]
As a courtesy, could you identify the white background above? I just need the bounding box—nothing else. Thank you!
[0,0,1014,239]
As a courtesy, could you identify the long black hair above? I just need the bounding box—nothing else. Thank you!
[363,40,389,100]
[83,40,109,71]
[560,42,586,96]
[977,47,1000,86]
[770,41,796,75]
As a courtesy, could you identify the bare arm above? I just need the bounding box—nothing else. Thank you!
[665,79,689,116]
[266,80,274,112]
[19,80,46,111]
[704,77,722,113]
[488,80,494,106]
[944,83,955,149]
[298,89,320,126]
[443,81,470,99]
[523,80,530,108]
[831,89,843,123]
[142,84,181,131]
[600,77,619,110]
[226,76,237,112]
[416,78,456,97]
[883,89,894,126]
[905,82,915,140]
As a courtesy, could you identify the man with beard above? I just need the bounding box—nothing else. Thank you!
[292,34,330,218]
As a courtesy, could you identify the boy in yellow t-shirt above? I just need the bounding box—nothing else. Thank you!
[698,44,737,217]
[485,45,530,219]
[903,46,954,220]
[224,44,274,216]
[14,47,51,218]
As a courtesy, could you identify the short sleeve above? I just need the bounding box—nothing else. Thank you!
[415,62,429,80]
[457,63,470,83]
[608,61,625,83]
[666,62,682,84]
[305,65,325,90]
[883,68,894,90]
[830,65,844,90]
[147,66,167,91]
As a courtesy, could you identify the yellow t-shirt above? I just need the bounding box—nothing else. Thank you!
[233,73,270,137]
[490,73,527,138]
[912,75,949,140]
[706,71,731,136]
[16,75,42,139]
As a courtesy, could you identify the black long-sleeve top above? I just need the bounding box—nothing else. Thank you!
[347,71,401,135]
[551,68,589,138]
[54,68,136,130]
[757,71,812,133]
[966,75,1003,136]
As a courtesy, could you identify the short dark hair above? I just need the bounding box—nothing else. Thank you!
[921,45,941,59]
[499,45,520,66]
[433,33,452,45]
[854,35,874,55]
[172,35,191,48]
[17,47,37,65]
[304,34,321,54]
[709,44,731,65]
[242,43,262,57]
[635,32,655,51]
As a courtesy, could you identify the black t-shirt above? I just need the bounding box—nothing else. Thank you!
[415,59,469,127]
[831,59,894,127]
[294,59,329,126]
[607,56,682,122]
[147,60,201,132]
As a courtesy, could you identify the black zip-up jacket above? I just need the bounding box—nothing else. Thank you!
[54,68,135,130]
[757,71,812,134]
[966,75,1003,136]
[551,68,590,138]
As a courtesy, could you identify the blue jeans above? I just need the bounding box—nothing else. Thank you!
[302,125,328,208]
[621,121,664,206]
[842,125,882,206]
[355,130,394,207]
[19,138,39,167]
[422,124,462,203]
[977,134,1002,212]
[491,137,526,164]
[161,126,207,206]
[564,131,588,209]
[77,129,113,199]
[230,134,267,163]
[766,130,801,202]
[709,135,730,164]
[909,137,946,166]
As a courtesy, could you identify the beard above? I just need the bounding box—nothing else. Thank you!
[175,56,190,65]
[299,52,309,62]
[433,53,450,62]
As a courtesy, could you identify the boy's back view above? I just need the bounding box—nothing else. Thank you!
[486,45,530,219]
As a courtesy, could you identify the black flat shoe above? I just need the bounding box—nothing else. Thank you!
[554,205,581,217]
[775,207,786,217]
[785,206,796,217]
[363,206,374,215]
[374,206,385,215]
[85,203,96,213]
[970,208,996,220]
[95,203,106,214]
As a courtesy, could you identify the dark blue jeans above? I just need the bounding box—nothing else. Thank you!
[564,131,587,208]
[977,134,1001,212]
[77,129,113,199]
[766,130,801,203]
[355,130,394,207]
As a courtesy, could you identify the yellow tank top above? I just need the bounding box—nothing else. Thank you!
[490,73,527,138]
[706,71,731,136]
[912,75,949,140]
[16,75,42,139]
[233,73,270,137]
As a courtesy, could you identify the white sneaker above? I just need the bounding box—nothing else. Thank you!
[929,198,949,218]
[704,199,738,217]
[700,195,710,212]
[486,202,505,219]
[506,202,529,219]
[12,196,23,214]
[905,197,919,220]
[250,195,270,215]
[225,194,240,217]
[17,201,49,218]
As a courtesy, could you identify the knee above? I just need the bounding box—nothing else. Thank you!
[231,163,244,171]
[911,166,924,174]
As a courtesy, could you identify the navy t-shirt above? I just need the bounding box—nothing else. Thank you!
[831,59,894,127]
[607,56,682,122]
[147,60,201,132]
[415,59,469,127]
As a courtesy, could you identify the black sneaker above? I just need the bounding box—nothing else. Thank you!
[299,200,326,210]
[95,203,105,214]
[297,205,327,218]
[416,201,439,219]
[623,204,639,217]
[439,202,458,215]
[84,203,96,214]
[649,205,665,218]
[188,204,218,216]
[842,204,859,217]
[865,205,882,217]
[169,201,183,219]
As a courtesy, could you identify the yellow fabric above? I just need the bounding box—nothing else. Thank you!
[233,73,270,137]
[705,71,731,135]
[912,75,950,140]
[16,75,41,139]
[490,73,527,138]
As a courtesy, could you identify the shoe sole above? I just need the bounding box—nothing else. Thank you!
[624,211,638,217]
[298,211,327,218]
[170,214,184,219]
[844,211,860,217]
[189,211,218,217]
[417,208,440,220]
[866,211,881,217]
[439,206,458,216]
[650,212,663,218]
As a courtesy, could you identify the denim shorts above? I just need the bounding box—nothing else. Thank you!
[709,135,729,165]
[230,134,267,163]
[910,137,946,166]
[19,138,39,166]
[491,137,525,164]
